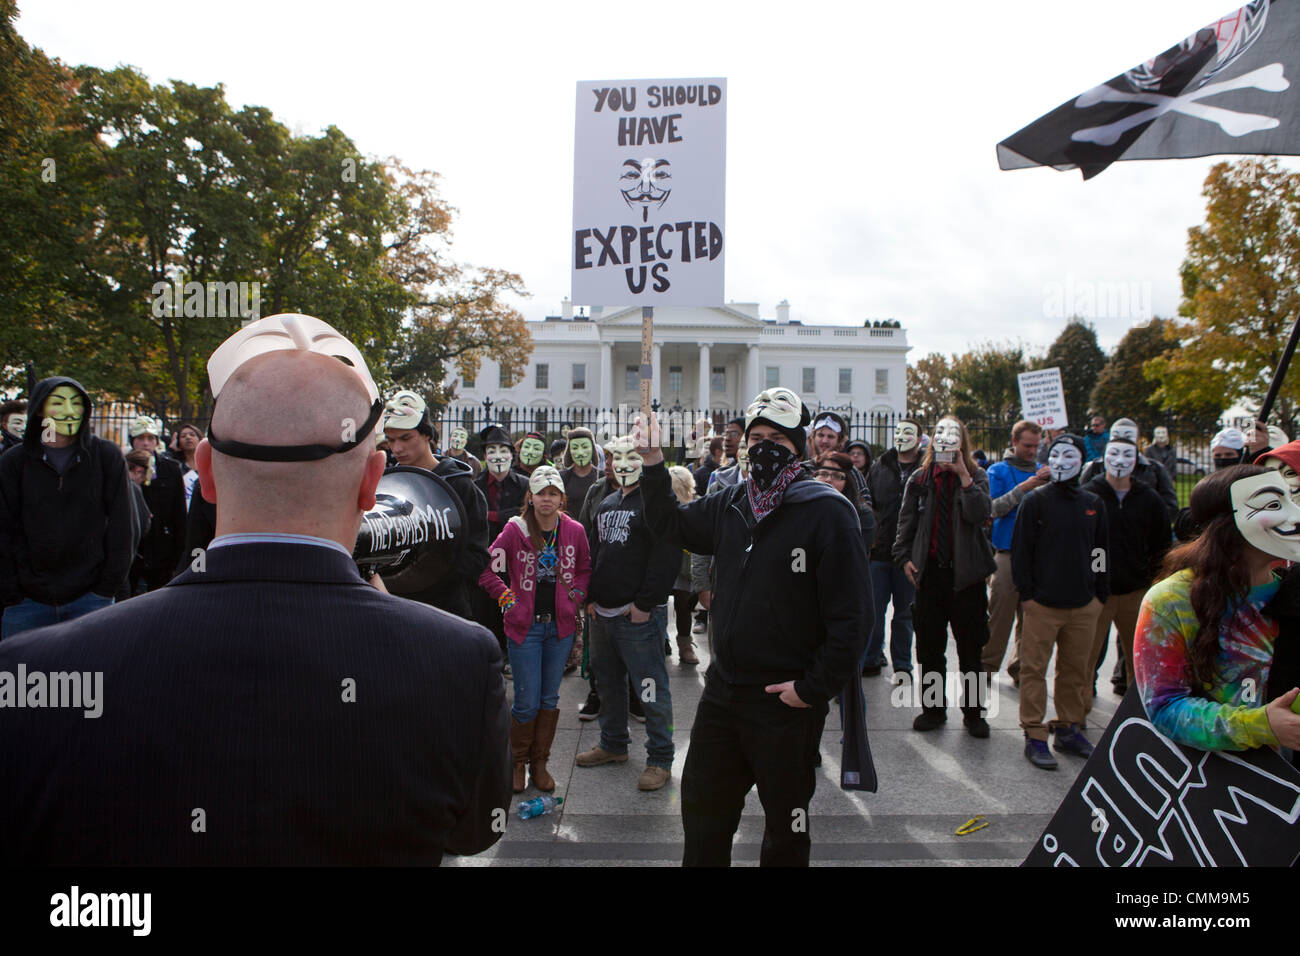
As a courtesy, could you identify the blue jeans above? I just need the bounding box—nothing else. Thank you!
[1,592,115,640]
[507,621,574,722]
[866,560,914,673]
[590,606,674,768]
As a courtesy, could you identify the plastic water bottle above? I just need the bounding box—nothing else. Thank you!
[517,795,563,820]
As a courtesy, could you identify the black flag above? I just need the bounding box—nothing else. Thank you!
[998,0,1300,178]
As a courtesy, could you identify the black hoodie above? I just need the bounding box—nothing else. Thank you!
[0,376,133,606]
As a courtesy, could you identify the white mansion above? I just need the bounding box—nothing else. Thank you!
[450,299,910,418]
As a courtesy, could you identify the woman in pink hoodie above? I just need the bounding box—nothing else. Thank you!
[479,465,592,793]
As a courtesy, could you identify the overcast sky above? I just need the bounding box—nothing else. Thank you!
[18,0,1300,360]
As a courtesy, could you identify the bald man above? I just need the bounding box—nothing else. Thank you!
[0,322,511,865]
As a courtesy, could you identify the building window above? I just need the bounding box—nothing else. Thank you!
[461,366,475,389]
[802,367,815,393]
[534,408,548,432]
[536,363,549,389]
[839,368,851,394]
[499,365,515,389]
[572,363,586,390]
[765,366,780,388]
[499,408,513,428]
[711,366,725,393]
[625,365,638,392]
[668,366,682,392]
[875,368,888,394]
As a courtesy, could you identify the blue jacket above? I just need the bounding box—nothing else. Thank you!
[1082,431,1108,462]
[987,459,1039,551]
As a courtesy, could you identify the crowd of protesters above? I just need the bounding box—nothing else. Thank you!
[4,348,1300,866]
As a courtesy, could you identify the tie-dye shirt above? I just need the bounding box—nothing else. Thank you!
[1134,568,1280,752]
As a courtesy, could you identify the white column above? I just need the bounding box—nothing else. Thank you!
[745,344,761,403]
[652,342,662,405]
[599,342,612,408]
[697,342,711,411]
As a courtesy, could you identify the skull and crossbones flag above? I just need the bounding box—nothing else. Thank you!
[998,0,1300,178]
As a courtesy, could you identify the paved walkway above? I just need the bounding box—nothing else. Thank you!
[447,606,1122,866]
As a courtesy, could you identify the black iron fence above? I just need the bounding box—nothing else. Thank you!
[88,402,1272,483]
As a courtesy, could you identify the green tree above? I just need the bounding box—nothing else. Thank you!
[906,352,953,423]
[1089,319,1170,427]
[950,342,1028,421]
[1041,317,1106,429]
[1146,159,1300,428]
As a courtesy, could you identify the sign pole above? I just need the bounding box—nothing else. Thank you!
[1258,311,1300,425]
[639,305,654,426]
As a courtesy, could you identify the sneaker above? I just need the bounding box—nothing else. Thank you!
[1112,682,1127,697]
[963,715,990,738]
[637,765,671,791]
[576,746,628,767]
[577,691,600,721]
[1024,735,1058,770]
[1053,723,1095,758]
[912,710,947,732]
[692,621,706,635]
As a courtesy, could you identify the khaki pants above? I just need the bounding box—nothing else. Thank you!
[1019,598,1102,741]
[981,550,1022,675]
[1083,590,1146,716]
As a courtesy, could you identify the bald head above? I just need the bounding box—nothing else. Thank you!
[198,350,386,544]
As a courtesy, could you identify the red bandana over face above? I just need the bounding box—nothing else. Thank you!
[745,459,803,522]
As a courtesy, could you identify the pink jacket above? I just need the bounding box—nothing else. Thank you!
[478,513,592,644]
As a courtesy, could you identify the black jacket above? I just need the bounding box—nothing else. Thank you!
[0,376,133,607]
[1080,454,1178,521]
[403,456,490,619]
[640,461,871,708]
[178,485,217,576]
[0,541,509,864]
[136,452,188,572]
[866,447,919,562]
[893,463,996,594]
[1082,476,1171,595]
[589,485,681,613]
[1012,482,1110,609]
[475,468,529,543]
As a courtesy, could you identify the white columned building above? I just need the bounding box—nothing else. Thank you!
[451,299,910,423]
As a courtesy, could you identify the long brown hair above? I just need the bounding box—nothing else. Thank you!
[919,415,980,476]
[1159,463,1266,688]
[520,489,566,551]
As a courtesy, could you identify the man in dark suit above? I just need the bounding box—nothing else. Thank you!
[0,313,511,866]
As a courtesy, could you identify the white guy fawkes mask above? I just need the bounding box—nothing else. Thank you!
[519,437,546,467]
[932,418,961,454]
[737,442,750,478]
[568,436,594,467]
[1262,456,1300,497]
[485,443,513,476]
[1047,443,1082,482]
[1110,422,1139,443]
[1153,426,1169,445]
[5,413,26,438]
[1231,470,1300,562]
[383,389,427,432]
[607,436,643,488]
[449,427,468,451]
[895,422,919,453]
[1104,441,1137,479]
[744,387,803,430]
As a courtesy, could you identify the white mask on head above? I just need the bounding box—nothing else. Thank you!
[895,422,919,453]
[1153,426,1169,445]
[607,436,643,487]
[932,418,961,453]
[744,387,803,430]
[1104,441,1136,479]
[1110,422,1138,443]
[1231,470,1300,562]
[485,443,513,476]
[1262,456,1300,497]
[1047,443,1083,482]
[449,427,468,451]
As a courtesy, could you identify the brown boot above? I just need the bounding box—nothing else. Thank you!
[677,638,699,665]
[511,717,535,793]
[530,708,560,792]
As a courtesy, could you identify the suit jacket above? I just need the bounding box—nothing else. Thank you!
[0,540,511,866]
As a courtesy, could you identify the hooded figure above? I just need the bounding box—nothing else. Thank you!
[0,376,134,636]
